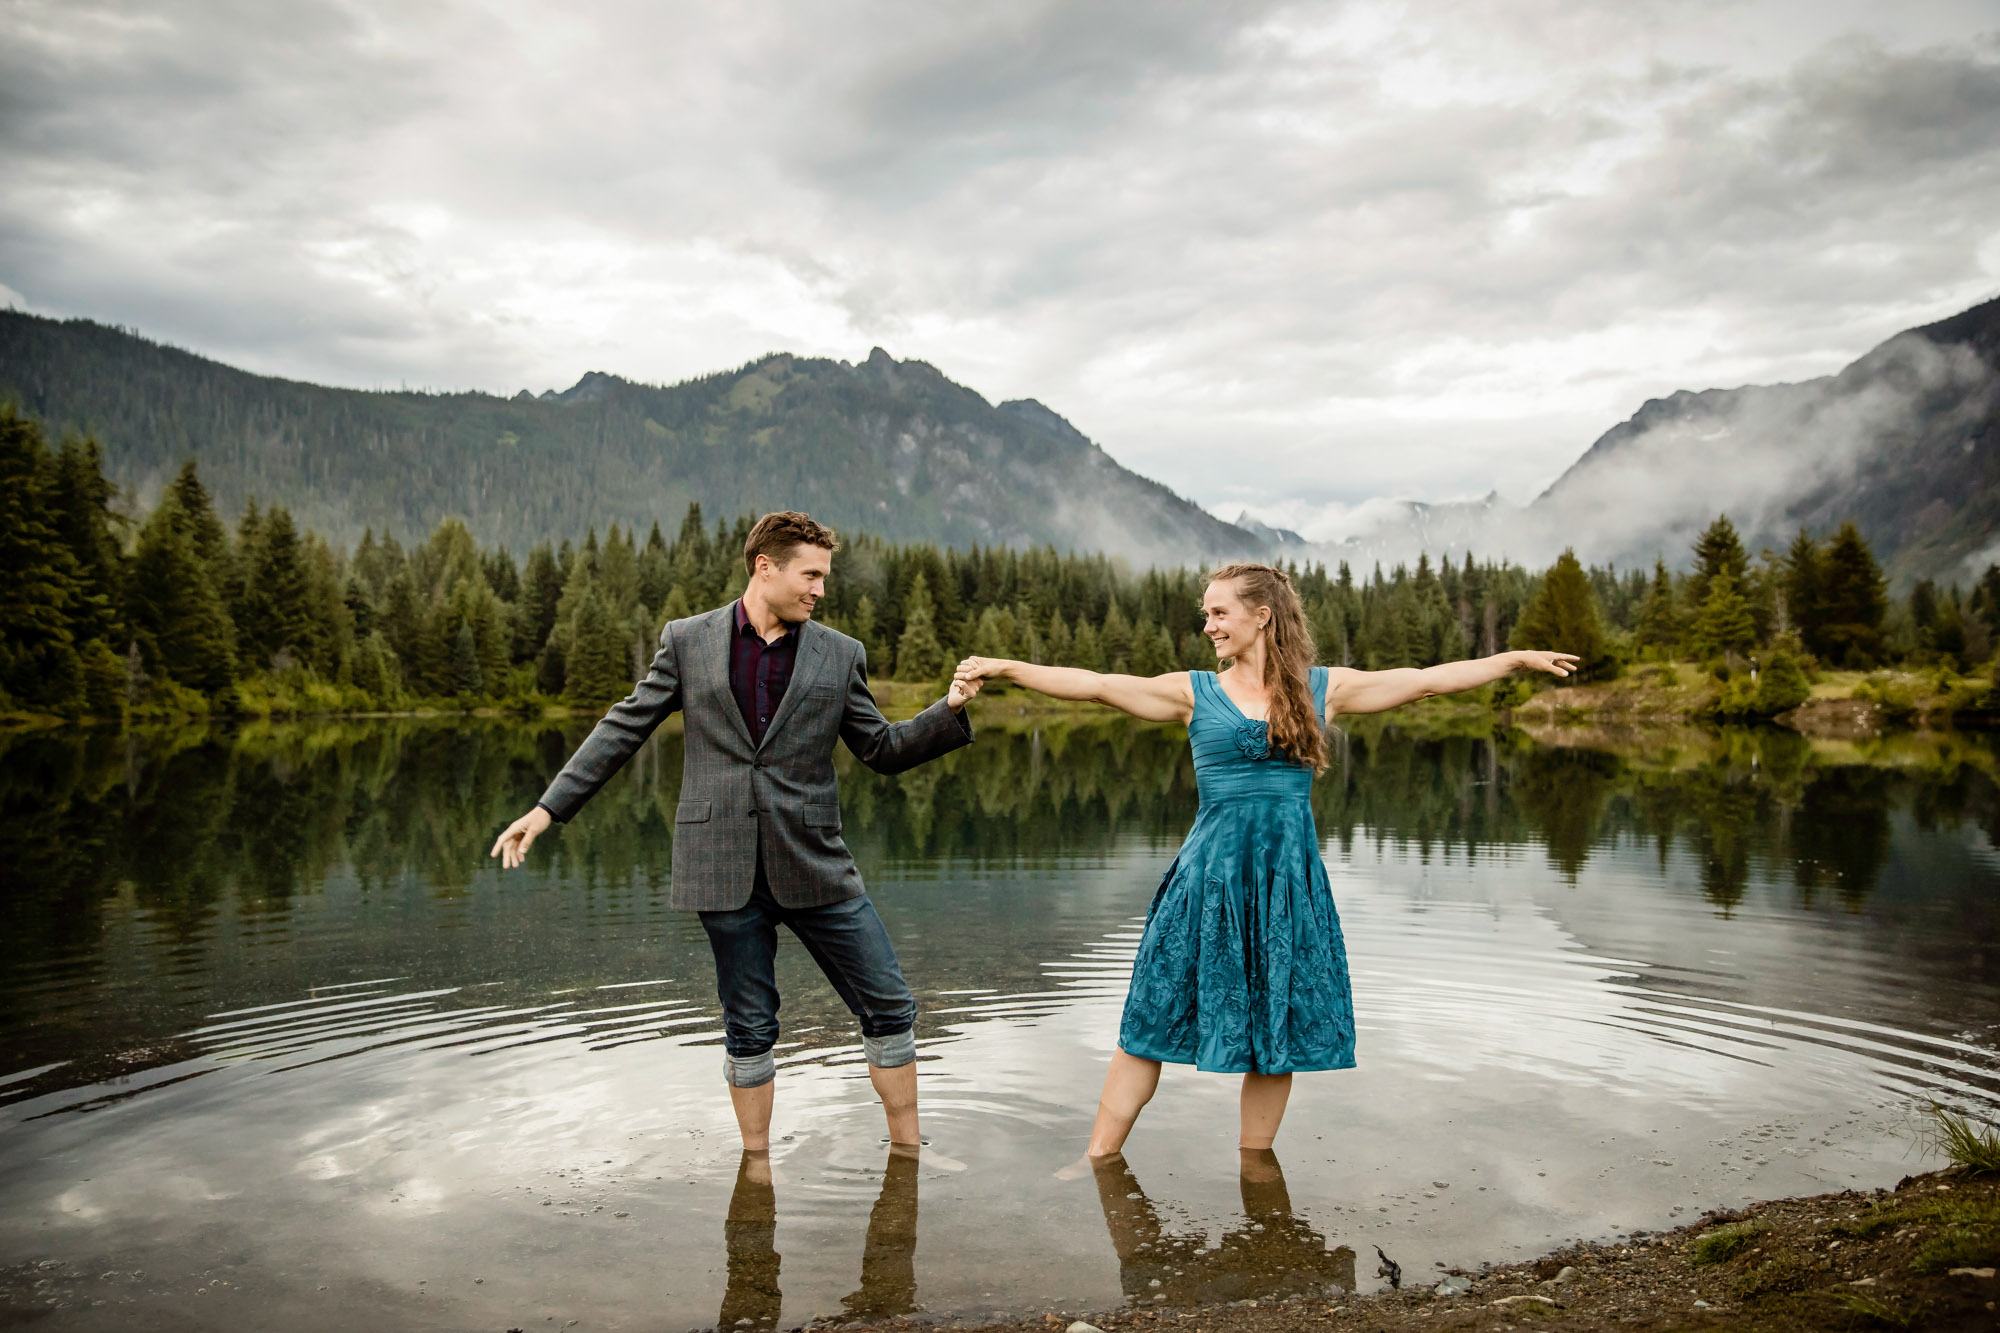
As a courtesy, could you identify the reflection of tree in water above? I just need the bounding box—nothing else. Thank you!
[1089,1151,1354,1307]
[4,717,1996,923]
[7,716,2000,1071]
[1507,748,1620,881]
[717,1147,920,1330]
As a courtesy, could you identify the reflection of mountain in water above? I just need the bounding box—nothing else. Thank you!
[1091,1150,1355,1306]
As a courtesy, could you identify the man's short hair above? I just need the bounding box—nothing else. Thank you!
[743,510,840,575]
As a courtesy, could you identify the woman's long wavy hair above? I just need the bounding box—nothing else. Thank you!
[1207,563,1327,774]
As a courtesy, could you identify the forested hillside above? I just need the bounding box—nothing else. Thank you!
[0,312,1263,567]
[7,402,1986,728]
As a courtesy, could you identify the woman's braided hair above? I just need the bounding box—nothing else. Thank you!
[1207,563,1327,774]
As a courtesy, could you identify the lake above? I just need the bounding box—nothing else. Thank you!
[3,711,1998,1329]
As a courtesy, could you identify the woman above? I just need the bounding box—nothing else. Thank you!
[953,563,1575,1157]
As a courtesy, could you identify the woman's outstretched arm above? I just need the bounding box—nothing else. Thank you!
[955,657,1195,724]
[1325,650,1577,718]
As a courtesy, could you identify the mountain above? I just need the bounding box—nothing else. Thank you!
[1271,294,2000,586]
[1529,294,2000,584]
[0,313,1264,566]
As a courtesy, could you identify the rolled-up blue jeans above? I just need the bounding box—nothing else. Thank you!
[698,862,917,1089]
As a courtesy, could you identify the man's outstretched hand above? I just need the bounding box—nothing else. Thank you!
[490,805,553,869]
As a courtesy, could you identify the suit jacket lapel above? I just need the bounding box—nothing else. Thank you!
[757,619,830,751]
[702,606,756,752]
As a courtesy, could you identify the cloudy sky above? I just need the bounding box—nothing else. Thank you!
[5,0,1999,535]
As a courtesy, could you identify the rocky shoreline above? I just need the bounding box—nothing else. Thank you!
[817,1170,1995,1333]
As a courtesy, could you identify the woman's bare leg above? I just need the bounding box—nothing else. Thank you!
[1087,1050,1163,1156]
[1239,1071,1292,1149]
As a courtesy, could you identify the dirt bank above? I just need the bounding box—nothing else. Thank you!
[831,1170,1997,1333]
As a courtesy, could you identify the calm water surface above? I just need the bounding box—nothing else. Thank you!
[3,714,1999,1329]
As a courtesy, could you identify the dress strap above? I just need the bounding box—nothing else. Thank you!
[1190,669,1219,716]
[1309,665,1329,718]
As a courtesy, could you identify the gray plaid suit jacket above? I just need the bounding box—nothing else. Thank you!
[536,605,973,911]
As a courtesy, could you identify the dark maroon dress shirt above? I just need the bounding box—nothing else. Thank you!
[730,599,800,747]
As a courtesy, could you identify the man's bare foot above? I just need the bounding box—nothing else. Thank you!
[740,1149,774,1187]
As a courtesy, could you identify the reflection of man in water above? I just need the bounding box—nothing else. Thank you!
[1089,1150,1354,1307]
[720,1146,922,1328]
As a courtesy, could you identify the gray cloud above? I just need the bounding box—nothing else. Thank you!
[3,0,1998,524]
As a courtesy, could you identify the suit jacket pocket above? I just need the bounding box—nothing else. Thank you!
[674,799,712,824]
[803,802,841,829]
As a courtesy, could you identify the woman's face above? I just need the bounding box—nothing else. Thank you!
[1202,580,1270,661]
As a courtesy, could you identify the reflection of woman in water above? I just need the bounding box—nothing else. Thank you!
[956,564,1574,1154]
[1091,1149,1355,1306]
[719,1147,921,1328]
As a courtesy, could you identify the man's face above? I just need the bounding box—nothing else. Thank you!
[757,544,831,622]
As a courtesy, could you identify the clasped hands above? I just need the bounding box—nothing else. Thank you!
[946,659,989,710]
[951,657,1000,700]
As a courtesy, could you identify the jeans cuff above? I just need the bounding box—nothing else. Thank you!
[863,1029,916,1069]
[723,1049,776,1088]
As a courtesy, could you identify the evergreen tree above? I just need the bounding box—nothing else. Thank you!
[848,594,879,663]
[0,407,85,711]
[227,499,263,630]
[446,573,508,687]
[518,543,565,660]
[1070,618,1106,671]
[564,586,631,704]
[166,460,231,572]
[895,576,946,681]
[482,546,521,603]
[972,605,1014,661]
[658,584,694,623]
[1100,600,1134,672]
[1910,579,1940,658]
[300,531,352,676]
[1509,550,1607,679]
[127,494,236,695]
[450,622,483,694]
[1633,558,1682,656]
[352,630,404,703]
[1935,598,1968,666]
[1911,580,1968,665]
[1691,572,1757,661]
[1816,522,1888,667]
[1688,514,1748,609]
[1744,552,1780,646]
[1976,564,2000,639]
[239,505,313,670]
[536,638,567,696]
[1755,647,1812,715]
[50,433,123,646]
[1129,621,1175,676]
[597,523,641,618]
[1012,600,1045,663]
[638,521,673,610]
[1044,611,1072,666]
[1783,529,1823,644]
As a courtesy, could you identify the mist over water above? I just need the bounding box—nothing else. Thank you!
[3,715,1998,1328]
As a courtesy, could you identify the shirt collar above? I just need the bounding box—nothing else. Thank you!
[733,599,800,643]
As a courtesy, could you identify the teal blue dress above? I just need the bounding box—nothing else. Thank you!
[1119,667,1357,1075]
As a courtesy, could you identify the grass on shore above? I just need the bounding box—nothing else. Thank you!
[1920,1102,2000,1176]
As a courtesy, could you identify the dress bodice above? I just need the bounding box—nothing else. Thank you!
[1188,668,1327,805]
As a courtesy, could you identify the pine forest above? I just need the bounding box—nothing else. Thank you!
[3,404,1990,728]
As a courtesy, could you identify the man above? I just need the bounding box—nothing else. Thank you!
[490,510,979,1149]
